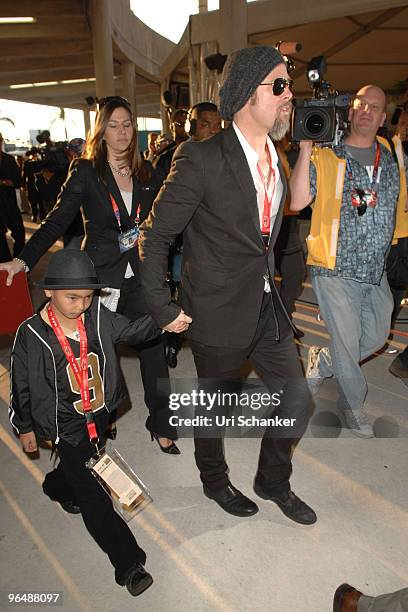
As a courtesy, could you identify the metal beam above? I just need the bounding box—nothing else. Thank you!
[0,0,83,17]
[0,67,97,87]
[291,7,407,79]
[159,26,190,79]
[0,40,91,58]
[190,0,408,44]
[1,54,93,73]
[0,16,88,39]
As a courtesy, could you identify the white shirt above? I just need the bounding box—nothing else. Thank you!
[232,122,283,232]
[120,189,134,279]
[232,122,283,291]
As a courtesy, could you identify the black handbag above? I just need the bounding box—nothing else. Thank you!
[387,237,408,289]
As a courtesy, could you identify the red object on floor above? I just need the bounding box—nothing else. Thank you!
[0,271,34,334]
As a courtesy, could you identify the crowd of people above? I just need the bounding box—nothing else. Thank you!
[0,44,407,608]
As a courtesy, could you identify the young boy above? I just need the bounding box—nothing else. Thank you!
[9,249,160,597]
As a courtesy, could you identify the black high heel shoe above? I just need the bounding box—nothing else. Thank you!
[149,431,181,455]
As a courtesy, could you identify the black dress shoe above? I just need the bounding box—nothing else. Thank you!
[254,483,316,525]
[333,583,362,612]
[203,483,259,517]
[126,563,153,597]
[59,500,81,514]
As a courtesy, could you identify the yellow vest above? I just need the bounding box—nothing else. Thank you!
[307,136,408,269]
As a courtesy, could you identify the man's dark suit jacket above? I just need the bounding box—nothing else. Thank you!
[139,125,294,349]
[20,159,161,288]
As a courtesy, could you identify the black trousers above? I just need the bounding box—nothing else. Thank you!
[190,292,311,497]
[117,276,177,440]
[42,430,146,585]
[0,226,11,263]
[0,192,25,257]
[274,248,306,316]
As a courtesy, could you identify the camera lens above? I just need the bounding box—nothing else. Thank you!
[304,111,326,137]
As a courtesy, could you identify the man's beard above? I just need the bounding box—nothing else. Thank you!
[270,111,291,141]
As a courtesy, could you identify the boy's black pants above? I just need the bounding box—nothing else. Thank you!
[42,435,146,585]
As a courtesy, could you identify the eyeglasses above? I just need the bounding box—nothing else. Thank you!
[352,99,382,113]
[173,121,186,127]
[259,78,293,96]
[97,96,131,110]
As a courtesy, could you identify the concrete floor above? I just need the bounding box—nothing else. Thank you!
[0,222,407,612]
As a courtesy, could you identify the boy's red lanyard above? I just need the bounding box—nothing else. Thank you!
[257,145,275,248]
[47,305,98,446]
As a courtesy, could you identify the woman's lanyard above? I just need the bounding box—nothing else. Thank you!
[109,193,141,231]
[47,305,99,447]
[109,193,123,232]
[256,145,276,249]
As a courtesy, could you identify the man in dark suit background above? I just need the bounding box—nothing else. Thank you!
[139,46,316,524]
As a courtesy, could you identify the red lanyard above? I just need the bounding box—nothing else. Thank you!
[346,142,381,190]
[135,204,141,226]
[109,193,123,231]
[257,145,276,239]
[109,194,141,229]
[47,305,98,445]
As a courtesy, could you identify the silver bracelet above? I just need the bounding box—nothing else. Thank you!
[13,257,30,273]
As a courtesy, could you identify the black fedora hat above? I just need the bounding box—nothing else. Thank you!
[35,250,106,289]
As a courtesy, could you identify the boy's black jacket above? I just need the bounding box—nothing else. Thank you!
[9,297,160,442]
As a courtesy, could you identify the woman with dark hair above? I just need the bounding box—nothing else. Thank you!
[1,96,179,453]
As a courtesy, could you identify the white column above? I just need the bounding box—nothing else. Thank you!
[121,62,136,113]
[83,109,91,138]
[90,0,115,99]
[219,0,247,54]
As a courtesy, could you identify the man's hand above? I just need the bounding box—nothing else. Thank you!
[163,310,192,333]
[289,140,314,211]
[0,259,25,286]
[298,140,314,154]
[19,431,38,453]
[0,179,13,187]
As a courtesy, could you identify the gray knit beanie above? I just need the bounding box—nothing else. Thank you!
[219,46,285,120]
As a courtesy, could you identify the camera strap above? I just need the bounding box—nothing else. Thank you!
[47,305,99,447]
[257,145,276,249]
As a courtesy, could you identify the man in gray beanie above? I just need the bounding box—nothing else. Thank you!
[140,46,316,524]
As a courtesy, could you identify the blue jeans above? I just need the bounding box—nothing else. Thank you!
[312,273,393,412]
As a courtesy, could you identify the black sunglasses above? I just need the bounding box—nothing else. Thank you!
[97,96,131,110]
[259,77,293,96]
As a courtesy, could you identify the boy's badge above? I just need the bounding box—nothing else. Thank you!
[86,442,152,522]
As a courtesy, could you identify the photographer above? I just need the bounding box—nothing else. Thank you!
[32,130,70,215]
[0,132,25,262]
[290,85,408,438]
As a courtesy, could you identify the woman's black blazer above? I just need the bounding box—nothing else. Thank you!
[20,159,161,287]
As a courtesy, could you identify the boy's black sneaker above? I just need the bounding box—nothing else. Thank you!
[126,563,153,597]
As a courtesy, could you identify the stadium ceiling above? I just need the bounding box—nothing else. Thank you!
[0,0,407,118]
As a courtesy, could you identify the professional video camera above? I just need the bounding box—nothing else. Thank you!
[291,56,350,145]
[35,130,68,171]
